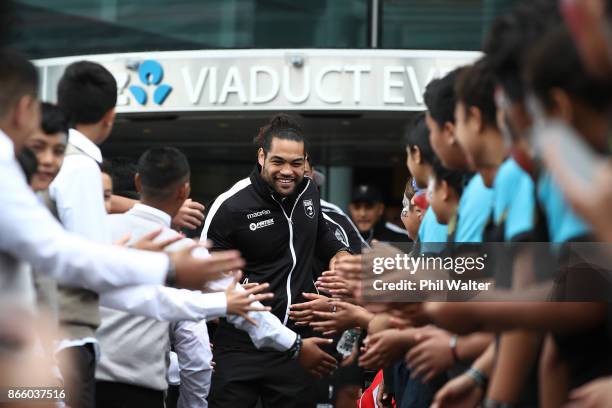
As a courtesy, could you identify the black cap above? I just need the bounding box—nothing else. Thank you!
[351,184,383,204]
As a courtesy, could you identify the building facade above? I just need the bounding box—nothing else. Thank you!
[10,0,515,213]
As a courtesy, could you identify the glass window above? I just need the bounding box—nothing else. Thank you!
[381,0,517,51]
[10,0,368,59]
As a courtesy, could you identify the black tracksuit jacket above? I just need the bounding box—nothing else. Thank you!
[203,165,347,349]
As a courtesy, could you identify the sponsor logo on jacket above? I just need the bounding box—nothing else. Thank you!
[249,218,275,231]
[247,209,271,219]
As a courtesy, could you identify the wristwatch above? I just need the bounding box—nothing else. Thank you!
[465,367,488,389]
[449,334,459,362]
[165,256,177,287]
[482,398,513,408]
[287,334,302,359]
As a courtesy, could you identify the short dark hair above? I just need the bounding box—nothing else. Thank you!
[100,159,113,177]
[0,48,38,118]
[17,147,38,184]
[137,147,190,200]
[424,68,462,127]
[108,156,138,199]
[431,158,465,196]
[483,0,561,102]
[254,113,308,155]
[40,102,68,137]
[57,61,117,126]
[526,26,612,113]
[404,113,436,165]
[455,58,498,129]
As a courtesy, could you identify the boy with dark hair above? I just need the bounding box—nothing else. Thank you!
[400,179,427,242]
[108,157,139,200]
[107,154,207,233]
[58,61,117,129]
[97,146,273,408]
[423,68,469,171]
[454,58,510,187]
[49,60,119,408]
[24,103,69,321]
[429,159,465,235]
[404,114,448,244]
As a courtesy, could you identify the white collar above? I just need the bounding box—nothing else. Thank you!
[129,203,173,228]
[0,128,15,161]
[68,129,102,163]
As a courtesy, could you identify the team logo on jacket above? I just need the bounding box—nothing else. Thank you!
[334,228,349,247]
[303,199,315,219]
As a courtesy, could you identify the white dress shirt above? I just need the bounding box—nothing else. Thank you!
[171,320,212,408]
[106,203,296,351]
[0,130,169,301]
[48,129,111,352]
[49,129,110,244]
[101,203,215,406]
[102,204,226,321]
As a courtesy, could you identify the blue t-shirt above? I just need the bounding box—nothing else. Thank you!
[493,158,536,241]
[455,173,494,243]
[418,206,448,243]
[537,172,590,243]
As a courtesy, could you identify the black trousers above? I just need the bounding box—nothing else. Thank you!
[208,347,315,408]
[95,381,164,408]
[57,344,96,408]
[165,384,180,408]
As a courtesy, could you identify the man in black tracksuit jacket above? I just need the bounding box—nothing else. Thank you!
[203,116,349,407]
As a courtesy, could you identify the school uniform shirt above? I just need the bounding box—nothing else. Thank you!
[97,204,214,405]
[536,172,612,388]
[0,130,169,316]
[101,202,302,352]
[455,173,495,243]
[491,158,536,242]
[537,172,590,243]
[418,207,449,243]
[170,319,212,408]
[202,166,347,349]
[49,129,108,354]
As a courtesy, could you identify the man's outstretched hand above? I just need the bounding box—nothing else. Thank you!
[169,244,245,289]
[226,274,273,325]
[172,199,206,231]
[298,337,338,378]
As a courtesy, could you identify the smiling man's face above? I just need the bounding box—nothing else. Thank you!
[259,137,305,196]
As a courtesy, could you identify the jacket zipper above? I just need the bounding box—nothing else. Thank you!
[271,179,310,325]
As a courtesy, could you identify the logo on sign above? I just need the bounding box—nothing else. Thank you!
[303,199,315,219]
[128,60,173,106]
